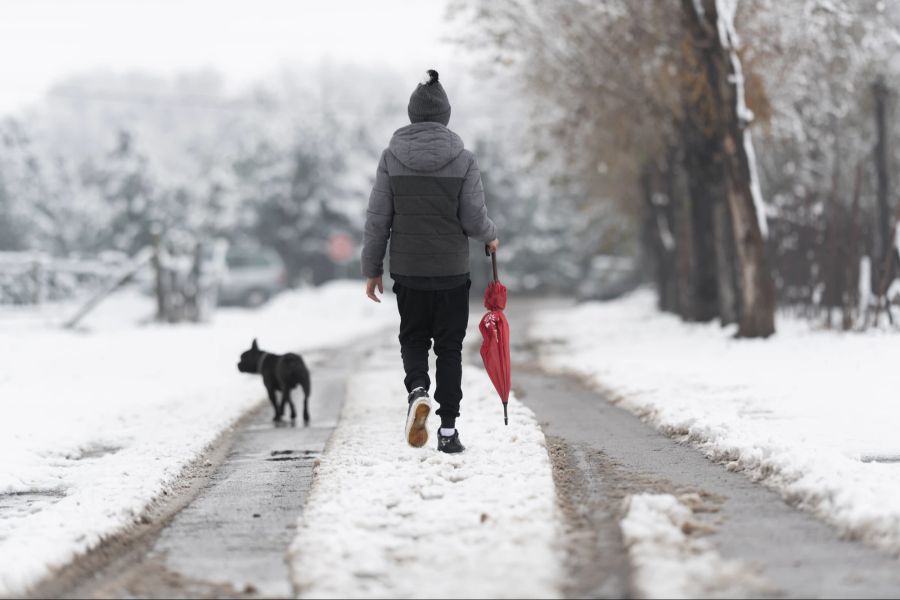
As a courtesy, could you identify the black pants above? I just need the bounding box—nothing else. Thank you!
[393,280,470,429]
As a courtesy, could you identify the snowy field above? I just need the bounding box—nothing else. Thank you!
[530,290,900,554]
[289,345,563,599]
[0,282,393,596]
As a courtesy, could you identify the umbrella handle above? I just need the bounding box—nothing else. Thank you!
[485,246,499,282]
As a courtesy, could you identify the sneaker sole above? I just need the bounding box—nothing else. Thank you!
[406,401,430,448]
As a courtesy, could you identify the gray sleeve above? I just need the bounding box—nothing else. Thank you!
[459,154,497,243]
[361,151,393,278]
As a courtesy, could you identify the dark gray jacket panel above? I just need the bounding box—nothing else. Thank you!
[361,122,497,278]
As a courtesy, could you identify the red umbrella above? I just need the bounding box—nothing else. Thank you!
[479,249,511,425]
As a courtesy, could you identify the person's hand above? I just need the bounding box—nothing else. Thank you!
[486,238,499,254]
[366,276,384,303]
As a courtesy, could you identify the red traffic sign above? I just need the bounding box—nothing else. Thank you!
[328,233,355,263]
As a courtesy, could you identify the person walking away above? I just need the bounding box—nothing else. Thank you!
[361,69,499,454]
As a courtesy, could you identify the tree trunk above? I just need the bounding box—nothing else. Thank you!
[667,144,697,319]
[820,150,842,328]
[661,153,683,314]
[682,125,722,322]
[682,0,776,337]
[713,197,740,325]
[843,164,863,330]
[873,77,892,288]
[641,162,678,313]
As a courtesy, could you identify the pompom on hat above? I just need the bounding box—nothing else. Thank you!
[408,69,451,126]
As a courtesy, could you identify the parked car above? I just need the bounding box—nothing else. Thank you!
[218,247,287,307]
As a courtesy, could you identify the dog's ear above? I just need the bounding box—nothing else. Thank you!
[251,338,258,350]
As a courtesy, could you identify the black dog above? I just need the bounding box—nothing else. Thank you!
[237,339,311,425]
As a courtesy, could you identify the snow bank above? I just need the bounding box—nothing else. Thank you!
[531,290,900,554]
[289,348,563,599]
[621,493,766,598]
[0,281,393,596]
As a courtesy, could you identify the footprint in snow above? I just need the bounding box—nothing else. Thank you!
[419,485,444,500]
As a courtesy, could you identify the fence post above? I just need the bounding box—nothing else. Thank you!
[151,227,166,322]
[31,258,45,305]
[186,240,204,322]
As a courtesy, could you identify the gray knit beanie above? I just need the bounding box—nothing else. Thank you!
[408,69,451,126]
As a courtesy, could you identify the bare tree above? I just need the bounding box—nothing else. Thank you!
[872,77,893,286]
[682,0,775,337]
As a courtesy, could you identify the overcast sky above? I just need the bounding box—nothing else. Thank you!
[0,0,456,115]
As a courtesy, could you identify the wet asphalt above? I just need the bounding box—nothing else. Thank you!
[53,342,374,599]
[508,297,900,599]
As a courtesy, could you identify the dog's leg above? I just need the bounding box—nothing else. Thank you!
[302,386,310,426]
[301,375,311,426]
[267,386,282,421]
[282,386,297,422]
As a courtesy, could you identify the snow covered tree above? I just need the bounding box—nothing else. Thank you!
[682,0,775,337]
[739,0,900,326]
[453,0,900,331]
[0,117,110,255]
[80,130,160,254]
[236,134,353,285]
[0,119,30,251]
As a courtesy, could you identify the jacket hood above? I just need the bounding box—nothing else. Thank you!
[388,122,464,172]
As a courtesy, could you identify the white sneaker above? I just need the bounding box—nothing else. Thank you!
[405,387,431,448]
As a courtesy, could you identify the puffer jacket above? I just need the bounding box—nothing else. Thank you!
[361,122,497,278]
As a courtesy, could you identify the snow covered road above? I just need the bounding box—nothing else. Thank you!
[44,340,375,599]
[0,282,393,597]
[3,290,564,599]
[529,291,900,557]
[288,338,564,599]
[507,296,900,599]
[10,286,900,599]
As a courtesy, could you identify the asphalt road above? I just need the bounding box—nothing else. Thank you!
[507,298,900,599]
[41,340,377,600]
